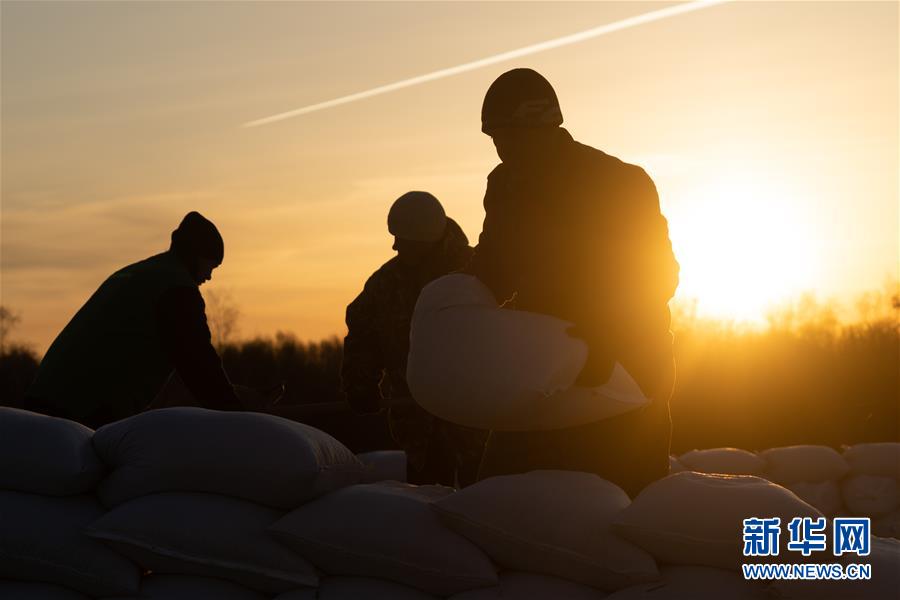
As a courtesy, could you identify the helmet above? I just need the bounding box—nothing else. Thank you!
[387,191,447,243]
[481,68,563,135]
[170,211,224,264]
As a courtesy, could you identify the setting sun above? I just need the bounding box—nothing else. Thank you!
[1,0,895,349]
[670,170,822,323]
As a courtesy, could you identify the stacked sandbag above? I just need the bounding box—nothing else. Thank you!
[269,481,498,596]
[103,574,269,600]
[88,407,368,595]
[85,493,318,593]
[782,480,844,517]
[276,577,437,599]
[873,508,900,538]
[842,442,900,479]
[673,443,900,529]
[771,536,900,600]
[0,408,140,597]
[756,445,850,517]
[604,566,770,600]
[678,448,766,476]
[358,450,408,483]
[431,470,659,592]
[0,581,92,600]
[407,274,649,432]
[840,474,898,517]
[756,443,900,528]
[449,572,607,599]
[759,445,850,485]
[611,471,823,570]
[93,407,365,508]
[0,407,105,495]
[841,443,900,536]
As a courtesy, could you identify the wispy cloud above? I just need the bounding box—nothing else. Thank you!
[242,0,732,128]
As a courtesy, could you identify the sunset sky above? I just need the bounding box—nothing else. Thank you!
[2,1,897,352]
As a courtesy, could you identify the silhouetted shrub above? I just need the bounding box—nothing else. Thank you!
[0,345,40,409]
[2,290,896,451]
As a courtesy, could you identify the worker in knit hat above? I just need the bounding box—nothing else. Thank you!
[469,68,680,497]
[26,211,245,427]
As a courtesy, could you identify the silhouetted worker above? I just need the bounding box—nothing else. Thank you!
[342,191,487,487]
[26,212,243,428]
[469,69,680,497]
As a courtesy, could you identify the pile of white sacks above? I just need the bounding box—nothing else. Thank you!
[1,407,898,600]
[671,444,900,538]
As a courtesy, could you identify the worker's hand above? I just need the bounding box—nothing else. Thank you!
[264,383,286,405]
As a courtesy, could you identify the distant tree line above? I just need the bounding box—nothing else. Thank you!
[2,284,896,451]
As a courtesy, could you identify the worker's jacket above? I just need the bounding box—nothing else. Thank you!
[341,219,472,407]
[28,250,239,426]
[468,127,680,398]
[341,219,486,479]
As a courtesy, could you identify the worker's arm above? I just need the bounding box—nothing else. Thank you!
[341,278,386,414]
[466,165,518,305]
[626,167,680,311]
[155,286,242,410]
[599,166,679,348]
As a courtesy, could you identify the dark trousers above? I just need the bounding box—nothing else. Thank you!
[477,349,675,499]
[389,402,487,488]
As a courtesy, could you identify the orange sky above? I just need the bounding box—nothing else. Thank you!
[1,1,897,352]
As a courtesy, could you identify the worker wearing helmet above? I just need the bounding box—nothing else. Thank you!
[341,192,486,487]
[26,211,243,428]
[469,69,680,497]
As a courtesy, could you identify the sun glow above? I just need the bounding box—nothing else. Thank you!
[669,173,823,324]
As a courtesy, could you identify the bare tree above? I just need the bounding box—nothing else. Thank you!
[203,288,241,350]
[0,306,22,356]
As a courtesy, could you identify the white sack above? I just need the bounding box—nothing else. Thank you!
[772,536,900,600]
[406,274,648,432]
[85,492,318,593]
[759,445,849,484]
[358,450,407,483]
[873,509,900,539]
[786,480,844,516]
[611,472,822,570]
[272,590,317,600]
[93,407,364,508]
[285,577,439,599]
[0,581,91,600]
[843,443,900,479]
[603,566,769,600]
[0,491,139,597]
[668,456,686,473]
[450,572,607,600]
[0,407,103,495]
[432,470,658,591]
[269,482,497,596]
[678,448,765,476]
[104,575,268,600]
[841,474,900,517]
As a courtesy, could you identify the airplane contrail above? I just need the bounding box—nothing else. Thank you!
[242,0,731,128]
